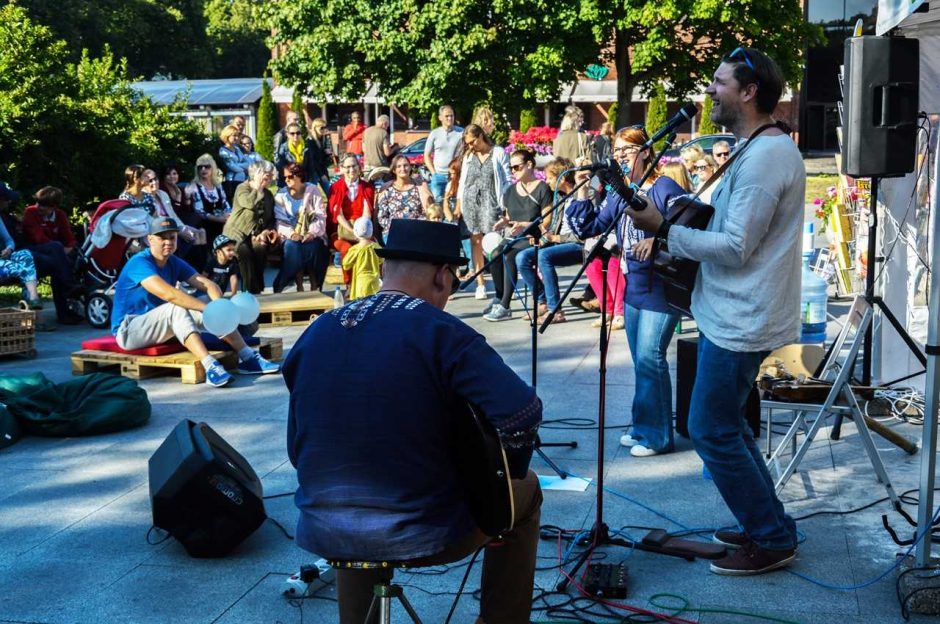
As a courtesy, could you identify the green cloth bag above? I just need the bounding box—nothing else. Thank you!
[0,372,151,437]
[0,401,23,449]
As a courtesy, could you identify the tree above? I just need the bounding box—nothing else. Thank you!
[519,108,538,134]
[645,83,667,151]
[256,79,277,161]
[606,102,619,126]
[604,1,822,129]
[262,0,604,121]
[291,88,307,136]
[203,0,270,78]
[0,5,213,212]
[698,97,719,135]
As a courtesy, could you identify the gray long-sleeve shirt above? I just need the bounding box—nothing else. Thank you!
[667,134,806,353]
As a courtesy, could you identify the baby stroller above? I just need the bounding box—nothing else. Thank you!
[79,199,151,328]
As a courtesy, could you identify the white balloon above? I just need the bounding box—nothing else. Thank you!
[203,299,240,337]
[230,292,260,325]
[481,232,502,255]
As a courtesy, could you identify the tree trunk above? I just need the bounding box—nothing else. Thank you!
[614,28,632,128]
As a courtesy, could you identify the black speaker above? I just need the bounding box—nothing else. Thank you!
[841,36,919,178]
[149,419,267,558]
[675,337,760,439]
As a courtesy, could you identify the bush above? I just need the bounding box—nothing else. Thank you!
[606,102,619,128]
[291,87,307,136]
[645,83,667,152]
[519,108,538,133]
[0,5,214,214]
[698,98,719,135]
[256,79,277,161]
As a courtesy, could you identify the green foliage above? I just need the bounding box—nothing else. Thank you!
[256,79,277,161]
[604,0,823,126]
[263,0,604,121]
[698,98,719,135]
[0,5,213,213]
[291,87,307,136]
[20,0,268,79]
[645,83,667,151]
[606,102,619,127]
[519,108,538,134]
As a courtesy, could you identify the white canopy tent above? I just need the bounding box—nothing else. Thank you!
[876,0,940,566]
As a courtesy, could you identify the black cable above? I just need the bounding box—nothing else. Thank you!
[443,545,484,624]
[267,516,294,540]
[264,491,295,500]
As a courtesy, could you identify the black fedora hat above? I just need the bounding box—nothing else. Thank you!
[375,219,468,266]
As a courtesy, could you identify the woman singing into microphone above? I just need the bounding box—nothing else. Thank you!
[566,126,685,458]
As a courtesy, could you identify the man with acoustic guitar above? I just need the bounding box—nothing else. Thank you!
[283,218,543,623]
[626,48,804,575]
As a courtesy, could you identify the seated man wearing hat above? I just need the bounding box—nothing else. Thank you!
[111,216,279,388]
[284,219,543,624]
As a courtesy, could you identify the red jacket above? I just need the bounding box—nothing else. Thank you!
[22,205,76,248]
[342,123,366,155]
[327,177,374,238]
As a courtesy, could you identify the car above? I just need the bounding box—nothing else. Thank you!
[398,137,427,166]
[662,134,737,159]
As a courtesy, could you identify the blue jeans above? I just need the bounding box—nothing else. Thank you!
[688,334,797,550]
[274,239,329,293]
[429,173,449,203]
[515,243,583,309]
[624,304,680,453]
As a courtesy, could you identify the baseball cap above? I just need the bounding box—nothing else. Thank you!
[150,216,180,235]
[0,182,20,202]
[213,234,235,251]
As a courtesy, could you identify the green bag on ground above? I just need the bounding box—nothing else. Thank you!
[0,372,151,437]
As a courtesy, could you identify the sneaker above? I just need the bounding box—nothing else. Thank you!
[206,361,233,387]
[630,444,659,457]
[483,303,512,322]
[474,285,488,300]
[619,433,638,447]
[237,352,281,375]
[482,297,500,314]
[713,529,750,550]
[709,542,796,576]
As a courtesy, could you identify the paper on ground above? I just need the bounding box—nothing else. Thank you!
[538,474,591,491]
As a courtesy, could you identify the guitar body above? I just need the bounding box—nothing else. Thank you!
[453,402,515,537]
[652,195,714,317]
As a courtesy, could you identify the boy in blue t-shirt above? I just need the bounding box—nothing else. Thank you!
[111,217,278,387]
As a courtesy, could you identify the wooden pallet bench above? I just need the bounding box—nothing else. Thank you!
[325,265,344,285]
[257,291,334,327]
[71,337,283,384]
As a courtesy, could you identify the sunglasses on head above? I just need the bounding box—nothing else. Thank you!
[728,47,761,87]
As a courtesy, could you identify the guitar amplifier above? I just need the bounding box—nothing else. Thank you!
[676,337,760,439]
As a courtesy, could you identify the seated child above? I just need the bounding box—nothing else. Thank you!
[425,203,444,223]
[341,216,382,300]
[203,234,240,296]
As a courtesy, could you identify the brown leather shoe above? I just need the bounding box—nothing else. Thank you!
[709,542,795,575]
[571,296,600,312]
[712,529,749,550]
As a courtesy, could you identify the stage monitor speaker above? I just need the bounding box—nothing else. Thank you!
[841,36,919,178]
[149,419,267,558]
[676,337,759,439]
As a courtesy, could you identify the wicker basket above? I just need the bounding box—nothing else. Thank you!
[0,307,36,357]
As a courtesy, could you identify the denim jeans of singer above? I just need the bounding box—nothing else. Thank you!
[623,304,680,453]
[515,243,583,309]
[687,333,798,550]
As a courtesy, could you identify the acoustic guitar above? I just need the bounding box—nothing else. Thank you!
[453,402,515,537]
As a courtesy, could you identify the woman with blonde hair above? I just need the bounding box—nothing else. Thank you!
[218,124,251,202]
[679,143,707,188]
[455,124,511,300]
[568,125,687,458]
[660,161,694,192]
[307,117,335,194]
[471,106,496,138]
[553,107,590,162]
[185,153,231,243]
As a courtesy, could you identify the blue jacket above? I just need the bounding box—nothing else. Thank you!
[218,145,251,182]
[566,176,685,313]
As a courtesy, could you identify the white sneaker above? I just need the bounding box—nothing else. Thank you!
[483,303,512,322]
[630,444,659,457]
[474,285,487,300]
[620,433,638,447]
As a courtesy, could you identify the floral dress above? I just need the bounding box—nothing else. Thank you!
[461,155,500,234]
[376,184,424,233]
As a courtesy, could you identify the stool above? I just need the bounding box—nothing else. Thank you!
[327,560,422,624]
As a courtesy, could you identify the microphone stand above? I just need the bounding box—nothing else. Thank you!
[456,178,592,478]
[542,132,723,592]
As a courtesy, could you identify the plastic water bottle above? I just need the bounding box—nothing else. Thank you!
[333,286,344,309]
[799,223,827,344]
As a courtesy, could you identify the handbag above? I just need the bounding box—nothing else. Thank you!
[652,122,789,316]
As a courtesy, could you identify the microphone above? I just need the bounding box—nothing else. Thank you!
[642,103,698,148]
[569,158,619,173]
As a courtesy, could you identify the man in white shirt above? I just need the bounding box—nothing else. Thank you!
[424,105,463,202]
[627,48,803,576]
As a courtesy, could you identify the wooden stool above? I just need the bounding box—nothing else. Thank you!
[326,560,422,624]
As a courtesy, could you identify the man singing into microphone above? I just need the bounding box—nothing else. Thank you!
[626,48,803,575]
